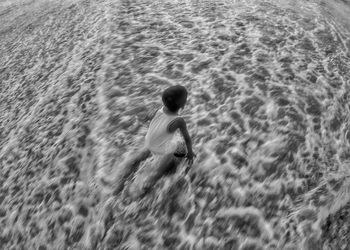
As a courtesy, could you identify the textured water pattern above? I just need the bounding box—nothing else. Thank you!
[1,0,350,249]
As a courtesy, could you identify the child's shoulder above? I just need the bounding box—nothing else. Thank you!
[149,106,162,119]
[168,116,186,133]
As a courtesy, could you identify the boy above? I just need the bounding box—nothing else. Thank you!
[113,85,195,196]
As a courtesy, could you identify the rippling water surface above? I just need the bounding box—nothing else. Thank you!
[1,0,350,249]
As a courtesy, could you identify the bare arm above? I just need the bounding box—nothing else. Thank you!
[168,117,194,155]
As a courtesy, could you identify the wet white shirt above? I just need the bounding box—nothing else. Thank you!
[145,107,179,155]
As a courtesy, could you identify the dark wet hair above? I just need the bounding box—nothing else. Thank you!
[162,85,188,112]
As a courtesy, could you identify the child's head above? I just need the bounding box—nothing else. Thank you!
[162,85,188,112]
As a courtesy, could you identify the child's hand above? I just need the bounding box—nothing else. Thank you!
[185,151,196,168]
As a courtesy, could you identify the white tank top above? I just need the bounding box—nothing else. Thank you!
[145,107,179,155]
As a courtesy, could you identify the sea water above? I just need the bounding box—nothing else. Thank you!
[0,0,350,249]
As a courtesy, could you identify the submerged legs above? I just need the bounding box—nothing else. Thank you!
[140,154,183,197]
[113,148,151,196]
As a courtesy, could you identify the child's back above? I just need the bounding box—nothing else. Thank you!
[145,106,180,156]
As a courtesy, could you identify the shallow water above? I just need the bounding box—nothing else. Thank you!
[1,0,350,249]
